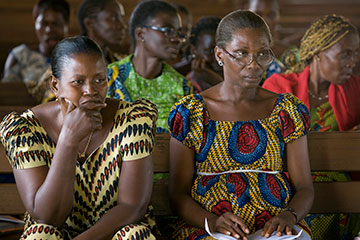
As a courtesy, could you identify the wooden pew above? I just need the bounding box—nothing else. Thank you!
[1,132,360,227]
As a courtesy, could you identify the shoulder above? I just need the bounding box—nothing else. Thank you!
[0,110,40,144]
[116,98,158,123]
[108,55,132,69]
[162,62,186,80]
[277,93,308,110]
[107,56,132,88]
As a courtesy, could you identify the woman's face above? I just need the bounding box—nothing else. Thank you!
[141,12,183,61]
[35,8,68,56]
[216,28,271,88]
[91,0,126,47]
[53,53,108,108]
[194,31,222,73]
[318,31,360,85]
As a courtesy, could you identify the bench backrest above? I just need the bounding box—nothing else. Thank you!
[1,132,360,215]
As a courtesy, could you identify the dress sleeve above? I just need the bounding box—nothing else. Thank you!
[168,94,204,150]
[107,63,132,101]
[0,112,51,169]
[278,93,311,143]
[120,99,158,161]
[182,76,195,96]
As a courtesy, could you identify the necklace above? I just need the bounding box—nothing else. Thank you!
[308,90,328,101]
[78,131,93,161]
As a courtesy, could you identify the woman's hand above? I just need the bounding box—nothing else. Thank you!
[208,212,250,240]
[261,211,297,238]
[61,98,106,142]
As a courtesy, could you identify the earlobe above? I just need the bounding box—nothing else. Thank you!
[135,27,145,43]
[50,75,60,97]
[214,46,223,63]
[84,17,94,35]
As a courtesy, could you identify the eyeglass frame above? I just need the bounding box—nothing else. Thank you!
[142,25,186,42]
[221,47,274,68]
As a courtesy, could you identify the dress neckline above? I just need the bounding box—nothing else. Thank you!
[26,102,121,164]
[195,93,281,123]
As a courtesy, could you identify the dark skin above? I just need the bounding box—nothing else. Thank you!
[84,0,127,55]
[308,31,359,109]
[13,53,153,240]
[189,31,223,91]
[169,28,314,239]
[132,12,183,79]
[4,8,68,75]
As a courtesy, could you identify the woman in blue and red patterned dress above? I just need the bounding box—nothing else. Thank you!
[168,10,314,240]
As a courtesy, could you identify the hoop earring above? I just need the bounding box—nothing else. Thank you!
[218,60,223,66]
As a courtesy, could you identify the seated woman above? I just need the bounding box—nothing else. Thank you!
[262,15,360,239]
[0,36,157,240]
[168,10,313,240]
[107,0,194,133]
[1,0,69,98]
[187,16,223,93]
[77,0,128,64]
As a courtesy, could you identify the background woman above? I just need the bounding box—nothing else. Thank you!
[187,16,223,93]
[1,0,69,86]
[168,10,313,239]
[263,14,360,239]
[107,0,194,133]
[77,0,128,64]
[0,36,157,240]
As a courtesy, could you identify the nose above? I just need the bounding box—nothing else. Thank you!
[45,25,51,33]
[83,82,97,95]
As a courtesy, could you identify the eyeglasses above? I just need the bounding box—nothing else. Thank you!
[222,48,274,67]
[143,25,186,41]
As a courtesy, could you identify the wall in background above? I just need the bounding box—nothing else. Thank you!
[0,0,359,75]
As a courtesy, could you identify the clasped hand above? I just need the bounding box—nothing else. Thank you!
[209,211,297,239]
[61,98,107,142]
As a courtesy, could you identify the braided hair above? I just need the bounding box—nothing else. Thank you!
[284,14,357,73]
[190,16,220,47]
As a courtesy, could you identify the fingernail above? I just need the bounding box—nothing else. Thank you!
[226,231,231,235]
[245,229,250,234]
[234,234,240,238]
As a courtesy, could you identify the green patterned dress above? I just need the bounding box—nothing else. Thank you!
[107,55,194,132]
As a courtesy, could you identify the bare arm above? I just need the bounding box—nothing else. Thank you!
[262,135,314,237]
[73,155,153,240]
[13,100,105,226]
[169,137,249,239]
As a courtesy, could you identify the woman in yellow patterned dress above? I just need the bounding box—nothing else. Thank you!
[0,36,157,240]
[168,10,314,239]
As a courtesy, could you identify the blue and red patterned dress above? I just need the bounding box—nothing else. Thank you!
[168,93,312,239]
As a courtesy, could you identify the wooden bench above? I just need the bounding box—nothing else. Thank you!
[1,132,360,236]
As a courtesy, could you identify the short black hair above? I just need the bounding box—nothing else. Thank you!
[129,0,178,48]
[216,10,272,48]
[33,0,70,23]
[190,16,220,46]
[77,0,114,35]
[51,36,104,79]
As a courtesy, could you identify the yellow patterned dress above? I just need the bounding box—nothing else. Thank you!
[0,99,157,240]
[168,93,312,239]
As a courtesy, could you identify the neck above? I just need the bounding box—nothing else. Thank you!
[39,44,50,58]
[132,48,163,79]
[219,81,258,103]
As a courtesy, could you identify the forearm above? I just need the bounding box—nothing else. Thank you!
[285,186,314,222]
[73,203,148,240]
[171,192,218,229]
[31,133,78,225]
